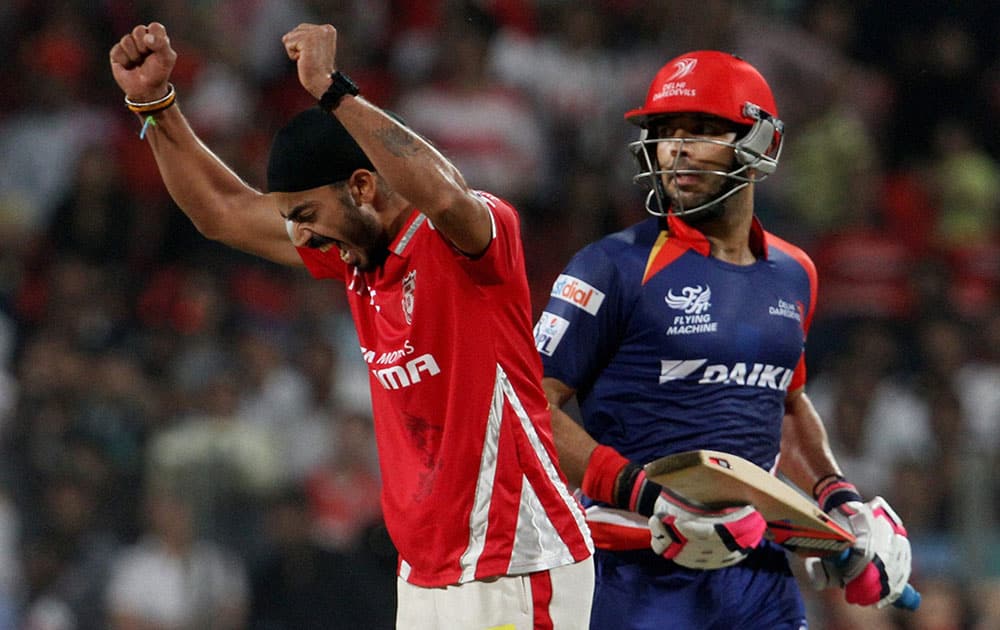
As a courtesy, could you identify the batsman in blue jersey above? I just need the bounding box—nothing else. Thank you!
[536,51,913,629]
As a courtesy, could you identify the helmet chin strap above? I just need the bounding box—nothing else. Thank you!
[632,105,782,220]
[643,152,751,220]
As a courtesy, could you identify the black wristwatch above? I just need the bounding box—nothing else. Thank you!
[318,71,360,112]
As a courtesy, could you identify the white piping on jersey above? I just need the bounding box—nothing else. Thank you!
[499,366,592,572]
[458,364,505,582]
[474,190,499,242]
[509,475,573,574]
[458,364,592,583]
[394,214,427,255]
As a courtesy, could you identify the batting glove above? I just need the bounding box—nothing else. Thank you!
[805,479,912,608]
[611,461,766,569]
[648,488,767,569]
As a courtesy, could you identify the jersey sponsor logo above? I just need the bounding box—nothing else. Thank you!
[401,270,416,325]
[660,359,794,391]
[551,274,605,315]
[360,340,416,365]
[768,298,803,322]
[665,285,711,314]
[659,359,707,383]
[665,316,718,335]
[665,285,716,335]
[700,362,793,391]
[372,353,441,390]
[534,311,570,356]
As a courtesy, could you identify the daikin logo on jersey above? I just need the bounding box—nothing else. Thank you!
[551,274,605,315]
[660,359,794,391]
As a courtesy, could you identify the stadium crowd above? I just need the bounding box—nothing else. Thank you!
[0,1,998,628]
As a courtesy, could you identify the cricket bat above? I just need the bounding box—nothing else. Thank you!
[643,449,921,611]
[643,449,853,556]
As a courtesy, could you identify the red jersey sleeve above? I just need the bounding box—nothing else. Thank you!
[445,191,523,286]
[296,245,348,281]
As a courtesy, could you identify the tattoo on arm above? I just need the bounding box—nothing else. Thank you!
[374,125,422,158]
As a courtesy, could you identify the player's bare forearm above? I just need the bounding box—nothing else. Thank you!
[778,389,842,494]
[281,23,492,256]
[550,406,599,488]
[543,377,598,488]
[336,95,491,254]
[140,106,300,266]
[110,22,299,266]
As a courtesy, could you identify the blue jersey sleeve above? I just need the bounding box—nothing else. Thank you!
[535,241,630,395]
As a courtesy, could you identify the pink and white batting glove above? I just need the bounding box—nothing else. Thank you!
[648,488,767,569]
[582,445,765,569]
[805,479,912,608]
[612,460,766,569]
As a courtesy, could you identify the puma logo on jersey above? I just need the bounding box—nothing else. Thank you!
[660,359,793,391]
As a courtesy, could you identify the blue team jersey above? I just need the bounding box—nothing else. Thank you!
[536,213,817,473]
[536,213,816,629]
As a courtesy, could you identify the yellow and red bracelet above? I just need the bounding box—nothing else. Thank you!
[124,84,176,138]
[124,83,176,114]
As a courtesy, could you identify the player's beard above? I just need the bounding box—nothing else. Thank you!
[667,157,739,226]
[338,188,390,271]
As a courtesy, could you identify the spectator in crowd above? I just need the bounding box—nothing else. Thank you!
[105,488,249,630]
[303,412,382,551]
[249,486,394,630]
[395,6,549,209]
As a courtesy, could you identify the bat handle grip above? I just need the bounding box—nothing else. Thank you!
[834,550,921,611]
[895,584,921,611]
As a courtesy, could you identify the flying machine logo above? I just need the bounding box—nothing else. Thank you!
[666,285,711,314]
[401,270,416,325]
[665,285,717,335]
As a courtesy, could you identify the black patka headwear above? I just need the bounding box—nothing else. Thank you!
[267,106,375,193]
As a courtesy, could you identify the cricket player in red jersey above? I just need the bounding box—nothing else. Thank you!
[110,21,594,629]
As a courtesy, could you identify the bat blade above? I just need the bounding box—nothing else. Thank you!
[643,450,854,556]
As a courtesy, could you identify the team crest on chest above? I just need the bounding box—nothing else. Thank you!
[664,284,717,335]
[402,270,416,325]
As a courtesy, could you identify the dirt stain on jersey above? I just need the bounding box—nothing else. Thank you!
[405,415,442,502]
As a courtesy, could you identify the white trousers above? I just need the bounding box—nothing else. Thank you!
[396,557,594,630]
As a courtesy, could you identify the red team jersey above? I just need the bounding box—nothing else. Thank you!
[297,192,593,587]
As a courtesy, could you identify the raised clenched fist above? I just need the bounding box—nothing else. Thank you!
[109,22,177,103]
[281,23,339,100]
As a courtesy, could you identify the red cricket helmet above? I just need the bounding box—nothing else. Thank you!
[626,50,779,127]
[625,51,784,217]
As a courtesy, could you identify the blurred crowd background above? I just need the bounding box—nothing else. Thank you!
[0,0,998,628]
